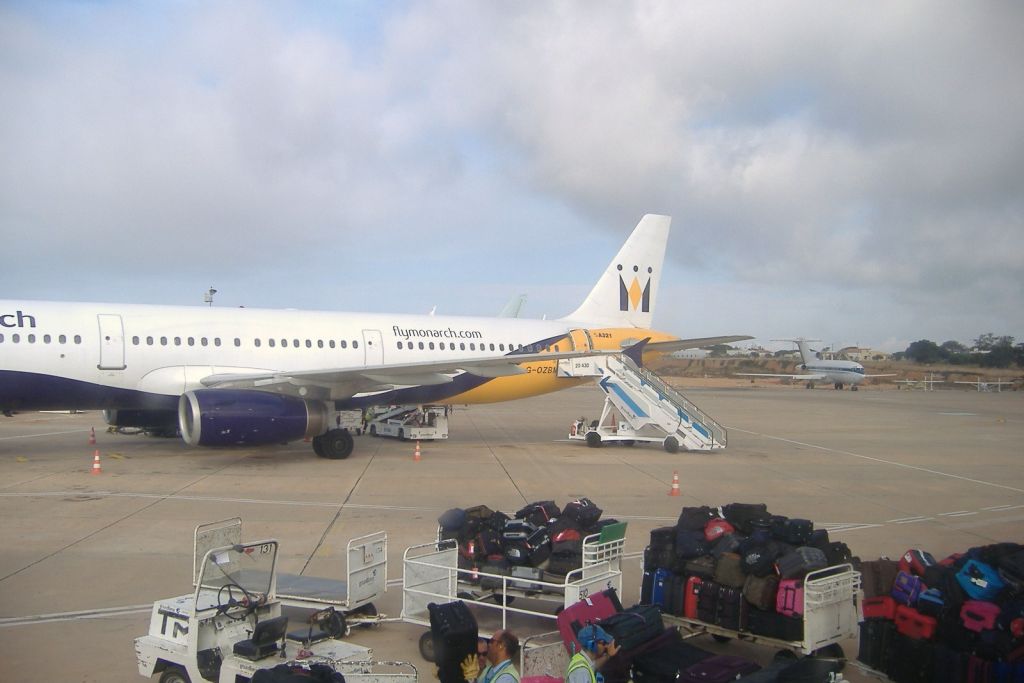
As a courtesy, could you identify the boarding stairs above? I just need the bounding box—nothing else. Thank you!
[561,352,727,452]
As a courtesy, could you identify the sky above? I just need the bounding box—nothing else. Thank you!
[1,1,1022,353]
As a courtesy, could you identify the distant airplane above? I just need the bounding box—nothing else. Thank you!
[895,375,939,391]
[737,339,896,390]
[954,377,1014,392]
[0,214,751,459]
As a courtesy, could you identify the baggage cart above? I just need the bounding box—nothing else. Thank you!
[402,525,625,663]
[661,564,861,659]
[194,518,387,627]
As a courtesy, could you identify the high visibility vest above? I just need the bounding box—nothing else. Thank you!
[482,659,520,683]
[566,652,596,683]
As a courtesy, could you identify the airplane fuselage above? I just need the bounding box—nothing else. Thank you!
[801,361,866,386]
[0,300,674,412]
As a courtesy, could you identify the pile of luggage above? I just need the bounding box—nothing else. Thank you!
[641,502,855,641]
[858,543,1024,682]
[437,498,616,589]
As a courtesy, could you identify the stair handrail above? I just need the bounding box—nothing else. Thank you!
[613,355,728,447]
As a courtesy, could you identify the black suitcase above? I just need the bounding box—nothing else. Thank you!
[515,500,560,527]
[669,573,685,617]
[428,601,478,683]
[562,497,603,528]
[674,529,711,559]
[600,604,665,651]
[747,607,803,641]
[770,517,813,545]
[696,579,720,624]
[721,502,769,534]
[649,526,676,551]
[889,633,933,683]
[714,584,747,630]
[775,546,827,579]
[630,627,714,683]
[547,550,582,576]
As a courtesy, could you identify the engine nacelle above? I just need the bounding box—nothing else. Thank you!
[104,409,180,435]
[178,390,329,447]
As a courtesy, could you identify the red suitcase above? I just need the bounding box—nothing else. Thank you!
[864,595,899,620]
[557,588,622,654]
[895,604,937,640]
[684,576,701,619]
[899,549,937,577]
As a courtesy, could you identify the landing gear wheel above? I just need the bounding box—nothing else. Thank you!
[852,385,859,391]
[711,634,732,643]
[664,436,680,453]
[419,631,436,662]
[321,429,354,459]
[493,594,515,606]
[773,649,798,661]
[312,435,326,457]
[159,665,191,683]
[585,431,602,448]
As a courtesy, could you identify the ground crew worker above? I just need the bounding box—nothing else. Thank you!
[460,629,521,683]
[566,624,620,683]
[459,630,520,683]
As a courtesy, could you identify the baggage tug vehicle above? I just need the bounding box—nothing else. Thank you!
[135,539,415,683]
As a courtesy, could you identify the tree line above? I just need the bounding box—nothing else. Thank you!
[897,334,1024,368]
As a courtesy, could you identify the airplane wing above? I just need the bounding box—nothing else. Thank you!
[865,373,898,378]
[643,335,754,353]
[735,372,828,381]
[199,347,622,400]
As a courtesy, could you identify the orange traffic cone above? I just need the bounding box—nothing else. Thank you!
[88,427,96,445]
[414,440,422,462]
[91,450,102,475]
[668,471,680,496]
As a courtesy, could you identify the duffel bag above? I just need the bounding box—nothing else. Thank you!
[956,559,1005,601]
[775,546,827,579]
[562,497,602,528]
[600,604,665,651]
[742,574,779,612]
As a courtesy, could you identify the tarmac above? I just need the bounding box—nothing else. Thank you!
[0,382,1021,682]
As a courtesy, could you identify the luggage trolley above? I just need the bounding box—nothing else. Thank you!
[194,518,388,630]
[402,524,626,663]
[661,564,862,660]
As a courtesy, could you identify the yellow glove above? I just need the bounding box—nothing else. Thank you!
[460,654,480,682]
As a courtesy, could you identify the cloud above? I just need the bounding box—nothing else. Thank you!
[0,1,1021,348]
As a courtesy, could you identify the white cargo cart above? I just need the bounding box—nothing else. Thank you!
[662,564,862,660]
[368,405,448,441]
[194,518,387,627]
[136,538,417,683]
[402,524,626,663]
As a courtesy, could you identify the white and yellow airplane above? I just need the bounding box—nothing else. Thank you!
[0,214,750,459]
[738,338,895,391]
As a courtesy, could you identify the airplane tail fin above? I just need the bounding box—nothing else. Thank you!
[562,214,670,328]
[772,338,821,365]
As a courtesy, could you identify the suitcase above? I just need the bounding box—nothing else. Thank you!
[678,655,760,682]
[703,518,735,542]
[740,545,777,578]
[931,642,967,683]
[748,607,803,641]
[900,549,937,577]
[776,579,804,617]
[895,604,938,640]
[428,601,478,683]
[508,566,544,592]
[556,588,623,654]
[599,604,665,651]
[770,518,813,545]
[807,528,830,548]
[864,595,899,620]
[546,550,581,576]
[861,558,901,598]
[515,500,560,527]
[775,547,827,579]
[721,502,769,534]
[630,627,715,683]
[714,585,748,631]
[823,541,853,566]
[504,541,531,566]
[712,552,745,588]
[502,519,537,542]
[957,559,1006,601]
[892,570,925,605]
[649,526,676,552]
[676,506,717,531]
[709,533,742,559]
[652,568,672,610]
[916,588,948,618]
[742,574,779,612]
[961,600,1000,632]
[562,498,602,528]
[480,559,510,590]
[669,573,685,617]
[696,579,720,624]
[858,618,897,671]
[438,508,468,533]
[675,529,711,559]
[684,576,701,619]
[640,566,655,606]
[890,633,934,683]
[684,555,717,580]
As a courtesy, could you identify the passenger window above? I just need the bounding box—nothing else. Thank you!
[214,338,221,347]
[418,342,424,350]
[429,342,435,350]
[489,343,495,351]
[188,337,195,346]
[74,335,82,344]
[353,340,359,349]
[317,340,323,349]
[398,341,404,350]
[499,344,505,351]
[28,334,36,343]
[460,342,465,351]
[281,339,287,348]
[43,334,51,344]
[201,337,208,346]
[59,334,67,344]
[340,340,347,349]
[293,339,300,348]
[305,340,312,348]
[131,336,139,345]
[269,339,276,348]
[160,336,167,346]
[174,337,181,346]
[0,333,4,342]
[12,334,20,343]
[146,336,154,345]
[255,339,261,348]
[329,340,335,349]
[470,343,476,351]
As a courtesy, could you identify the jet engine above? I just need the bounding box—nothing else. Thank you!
[178,390,329,447]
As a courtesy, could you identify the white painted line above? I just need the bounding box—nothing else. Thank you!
[727,427,1024,494]
[896,517,934,524]
[0,430,87,441]
[887,516,927,523]
[982,505,1014,511]
[939,511,978,518]
[0,604,152,628]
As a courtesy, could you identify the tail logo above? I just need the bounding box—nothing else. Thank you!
[617,264,653,313]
